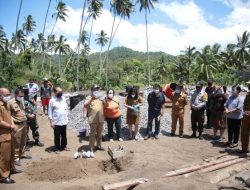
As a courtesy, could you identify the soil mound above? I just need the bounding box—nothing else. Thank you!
[100,153,133,174]
[26,156,103,182]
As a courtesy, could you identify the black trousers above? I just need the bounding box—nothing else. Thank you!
[54,125,67,150]
[227,118,242,144]
[147,111,161,136]
[191,108,205,134]
[106,116,122,140]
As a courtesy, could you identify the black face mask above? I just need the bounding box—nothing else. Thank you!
[208,82,212,87]
[196,86,201,91]
[56,92,63,98]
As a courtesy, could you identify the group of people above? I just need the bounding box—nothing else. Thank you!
[1,78,250,184]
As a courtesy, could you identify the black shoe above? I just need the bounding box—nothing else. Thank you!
[190,133,196,138]
[144,135,150,140]
[154,134,159,139]
[239,150,250,154]
[14,160,21,166]
[34,140,44,147]
[96,146,105,151]
[170,133,175,137]
[199,135,204,140]
[11,169,23,174]
[0,177,15,184]
[179,134,184,138]
[61,147,70,151]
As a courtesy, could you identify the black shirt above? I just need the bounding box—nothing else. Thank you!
[147,92,165,112]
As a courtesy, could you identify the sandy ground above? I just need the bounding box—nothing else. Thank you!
[1,105,250,190]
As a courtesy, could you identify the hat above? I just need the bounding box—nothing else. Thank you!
[44,78,48,81]
[246,80,250,84]
[91,84,100,91]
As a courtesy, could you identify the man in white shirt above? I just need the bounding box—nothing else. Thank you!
[26,79,39,101]
[48,86,69,152]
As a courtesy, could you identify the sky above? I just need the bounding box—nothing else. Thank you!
[0,0,250,55]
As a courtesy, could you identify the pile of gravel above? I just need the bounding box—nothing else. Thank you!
[68,95,171,140]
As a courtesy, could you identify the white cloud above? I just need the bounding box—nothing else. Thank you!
[48,2,250,56]
[216,0,250,8]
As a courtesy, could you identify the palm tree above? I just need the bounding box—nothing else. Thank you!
[0,26,7,51]
[95,30,108,76]
[11,29,26,53]
[87,0,103,46]
[54,35,70,75]
[51,1,69,35]
[15,0,23,51]
[178,45,196,83]
[137,0,158,86]
[193,44,222,80]
[233,31,250,70]
[22,15,36,36]
[155,56,169,83]
[42,0,55,35]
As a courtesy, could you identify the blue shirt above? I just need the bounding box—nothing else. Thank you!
[225,95,244,119]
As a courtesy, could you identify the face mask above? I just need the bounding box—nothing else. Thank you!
[108,94,113,99]
[16,96,24,102]
[154,89,160,94]
[208,82,212,87]
[175,89,180,94]
[92,91,99,98]
[56,92,63,98]
[131,94,135,98]
[196,86,201,91]
[2,95,11,103]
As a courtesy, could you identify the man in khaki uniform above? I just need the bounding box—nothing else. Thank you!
[171,85,188,137]
[8,87,29,166]
[83,85,104,158]
[241,80,250,153]
[0,88,20,184]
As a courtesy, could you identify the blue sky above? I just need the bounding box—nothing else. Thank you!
[0,0,250,55]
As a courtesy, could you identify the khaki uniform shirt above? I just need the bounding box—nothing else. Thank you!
[8,98,27,123]
[85,96,104,124]
[172,92,188,110]
[0,101,12,142]
[244,92,250,111]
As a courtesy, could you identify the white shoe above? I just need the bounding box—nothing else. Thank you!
[83,151,91,158]
[135,136,139,141]
[118,138,123,142]
[89,151,95,158]
[110,139,114,142]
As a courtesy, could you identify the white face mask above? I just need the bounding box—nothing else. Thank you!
[131,94,135,98]
[175,89,181,94]
[2,95,12,103]
[108,94,113,99]
[92,91,99,98]
[16,96,24,102]
[154,89,160,94]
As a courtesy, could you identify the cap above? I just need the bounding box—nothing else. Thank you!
[44,78,48,81]
[91,84,100,91]
[196,81,204,86]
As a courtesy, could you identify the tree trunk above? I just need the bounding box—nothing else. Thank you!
[99,46,102,77]
[50,19,57,36]
[88,17,94,47]
[43,0,52,35]
[145,10,150,86]
[59,52,61,76]
[15,0,23,52]
[76,0,87,91]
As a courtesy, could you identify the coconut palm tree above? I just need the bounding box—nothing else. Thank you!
[51,1,69,35]
[15,0,23,51]
[233,31,250,70]
[54,35,70,75]
[137,0,158,86]
[42,0,56,35]
[193,44,222,80]
[11,29,26,53]
[22,15,36,36]
[95,30,108,76]
[87,0,103,46]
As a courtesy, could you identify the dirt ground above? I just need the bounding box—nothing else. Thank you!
[1,105,250,190]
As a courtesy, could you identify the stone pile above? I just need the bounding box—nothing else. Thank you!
[68,95,172,140]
